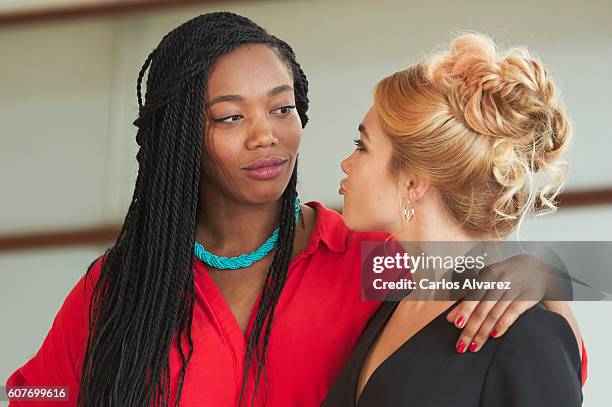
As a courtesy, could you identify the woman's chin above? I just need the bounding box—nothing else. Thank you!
[240,191,285,206]
[245,182,293,203]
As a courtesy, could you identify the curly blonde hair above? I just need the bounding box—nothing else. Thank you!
[374,32,571,239]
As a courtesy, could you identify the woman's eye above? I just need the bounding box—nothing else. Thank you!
[214,114,243,123]
[271,105,296,115]
[353,138,365,151]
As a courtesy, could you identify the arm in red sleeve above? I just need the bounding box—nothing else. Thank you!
[581,338,588,386]
[5,256,104,406]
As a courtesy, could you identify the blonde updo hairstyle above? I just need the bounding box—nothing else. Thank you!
[374,32,571,239]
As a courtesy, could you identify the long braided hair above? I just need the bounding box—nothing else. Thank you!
[77,12,309,406]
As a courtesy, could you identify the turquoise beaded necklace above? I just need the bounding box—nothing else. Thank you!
[194,196,301,270]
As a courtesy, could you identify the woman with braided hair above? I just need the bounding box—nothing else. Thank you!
[7,13,585,407]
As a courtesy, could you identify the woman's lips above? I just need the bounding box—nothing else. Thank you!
[243,160,288,180]
[339,181,347,195]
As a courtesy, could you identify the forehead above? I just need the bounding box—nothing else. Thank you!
[206,43,292,97]
[363,107,378,126]
[362,106,385,139]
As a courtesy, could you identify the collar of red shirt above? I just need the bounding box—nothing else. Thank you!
[303,200,348,255]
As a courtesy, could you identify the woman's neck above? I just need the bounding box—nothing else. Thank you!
[391,203,479,301]
[196,193,282,256]
[392,205,475,243]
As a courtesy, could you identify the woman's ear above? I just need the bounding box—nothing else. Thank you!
[408,178,429,202]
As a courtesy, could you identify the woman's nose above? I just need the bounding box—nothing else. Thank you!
[246,117,277,149]
[340,155,351,175]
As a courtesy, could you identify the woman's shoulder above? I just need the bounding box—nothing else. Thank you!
[502,304,578,348]
[480,304,583,405]
[490,304,582,382]
[5,253,106,392]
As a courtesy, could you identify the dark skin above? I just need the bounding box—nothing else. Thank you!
[192,44,581,356]
[195,44,316,333]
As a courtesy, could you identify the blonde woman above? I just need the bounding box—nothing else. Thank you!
[323,33,583,406]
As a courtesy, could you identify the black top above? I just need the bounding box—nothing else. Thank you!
[322,301,582,407]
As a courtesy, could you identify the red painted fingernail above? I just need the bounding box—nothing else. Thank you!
[490,329,497,338]
[469,341,478,352]
[455,316,465,329]
[456,342,466,353]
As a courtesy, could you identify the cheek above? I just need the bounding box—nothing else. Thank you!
[203,130,242,179]
[275,116,302,153]
[213,136,240,163]
[348,157,400,230]
[367,167,398,215]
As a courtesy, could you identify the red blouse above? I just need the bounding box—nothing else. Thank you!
[6,201,587,406]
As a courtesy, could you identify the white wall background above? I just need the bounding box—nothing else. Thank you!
[1,0,611,405]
